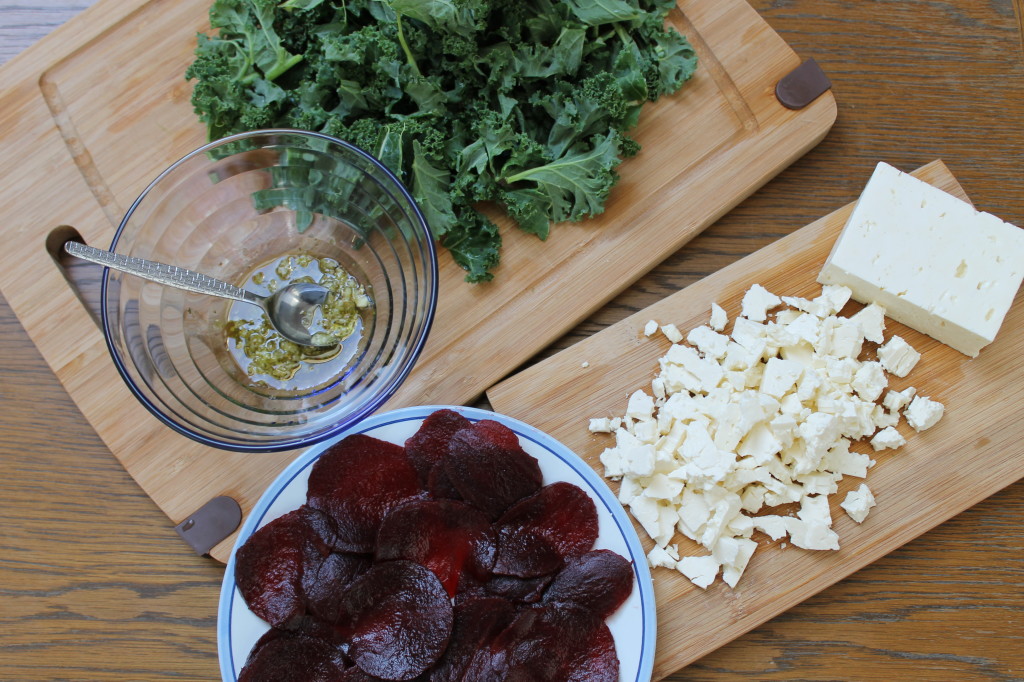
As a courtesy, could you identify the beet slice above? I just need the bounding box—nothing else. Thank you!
[341,560,454,681]
[405,409,471,485]
[426,463,463,501]
[471,603,618,682]
[375,498,495,597]
[234,506,336,628]
[443,419,542,520]
[483,574,553,604]
[238,626,349,682]
[429,597,518,682]
[492,482,599,577]
[306,434,423,552]
[302,551,372,624]
[543,549,634,619]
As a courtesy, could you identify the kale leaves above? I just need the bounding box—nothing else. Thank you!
[186,0,697,282]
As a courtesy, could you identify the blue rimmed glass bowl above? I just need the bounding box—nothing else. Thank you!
[100,130,437,452]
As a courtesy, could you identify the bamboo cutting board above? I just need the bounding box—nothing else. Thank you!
[0,0,835,562]
[487,161,1024,679]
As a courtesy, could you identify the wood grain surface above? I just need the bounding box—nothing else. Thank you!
[0,2,1021,682]
[487,161,1024,679]
[0,0,835,564]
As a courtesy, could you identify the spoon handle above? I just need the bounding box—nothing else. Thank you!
[64,241,261,305]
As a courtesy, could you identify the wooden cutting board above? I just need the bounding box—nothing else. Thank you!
[0,0,835,562]
[487,160,1024,679]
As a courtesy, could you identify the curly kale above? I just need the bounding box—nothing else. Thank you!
[186,0,697,282]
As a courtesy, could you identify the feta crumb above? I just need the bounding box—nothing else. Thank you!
[661,324,684,343]
[677,555,720,589]
[592,281,937,590]
[687,325,730,359]
[882,387,916,413]
[741,284,782,322]
[644,319,659,337]
[905,395,944,432]
[869,426,906,451]
[878,335,921,377]
[851,303,887,344]
[709,302,728,332]
[581,361,590,368]
[760,357,804,398]
[626,390,655,421]
[840,483,876,523]
[647,545,678,570]
[851,361,887,403]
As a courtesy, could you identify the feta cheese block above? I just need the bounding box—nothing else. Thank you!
[818,161,1024,357]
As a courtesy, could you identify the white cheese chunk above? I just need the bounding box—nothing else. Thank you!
[677,555,721,589]
[647,545,678,570]
[851,303,887,344]
[840,483,876,523]
[741,284,782,322]
[877,335,921,377]
[818,161,1024,357]
[660,323,684,343]
[882,386,917,413]
[644,319,659,337]
[905,395,944,432]
[709,302,728,332]
[687,325,730,359]
[869,426,906,451]
[760,357,804,398]
[851,361,887,403]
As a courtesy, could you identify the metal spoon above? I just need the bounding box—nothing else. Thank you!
[64,241,336,348]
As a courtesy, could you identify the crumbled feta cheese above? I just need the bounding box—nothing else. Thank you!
[626,390,655,421]
[644,319,659,337]
[660,323,684,343]
[581,361,590,368]
[688,325,730,359]
[590,281,938,590]
[677,555,720,589]
[840,483,876,523]
[905,395,944,432]
[709,302,728,332]
[760,357,804,398]
[741,284,782,322]
[869,426,906,451]
[877,335,921,377]
[851,361,887,403]
[851,303,887,344]
[647,545,678,570]
[882,386,917,413]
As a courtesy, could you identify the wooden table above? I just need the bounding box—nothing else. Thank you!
[1,1,1021,680]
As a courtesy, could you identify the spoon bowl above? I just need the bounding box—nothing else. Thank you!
[64,240,337,347]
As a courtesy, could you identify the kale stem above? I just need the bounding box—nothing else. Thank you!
[395,13,422,78]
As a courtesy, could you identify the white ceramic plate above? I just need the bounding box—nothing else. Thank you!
[218,405,656,681]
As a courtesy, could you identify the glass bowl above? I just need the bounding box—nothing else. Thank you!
[100,130,438,452]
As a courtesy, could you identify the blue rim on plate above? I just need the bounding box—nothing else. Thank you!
[217,405,657,681]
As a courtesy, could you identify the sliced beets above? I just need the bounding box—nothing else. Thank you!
[405,409,471,485]
[238,626,349,682]
[234,506,336,628]
[429,596,518,682]
[341,560,454,681]
[543,549,634,620]
[375,498,495,597]
[474,604,618,682]
[483,574,553,604]
[302,551,372,624]
[443,419,542,520]
[237,411,634,681]
[306,434,424,552]
[492,482,599,578]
